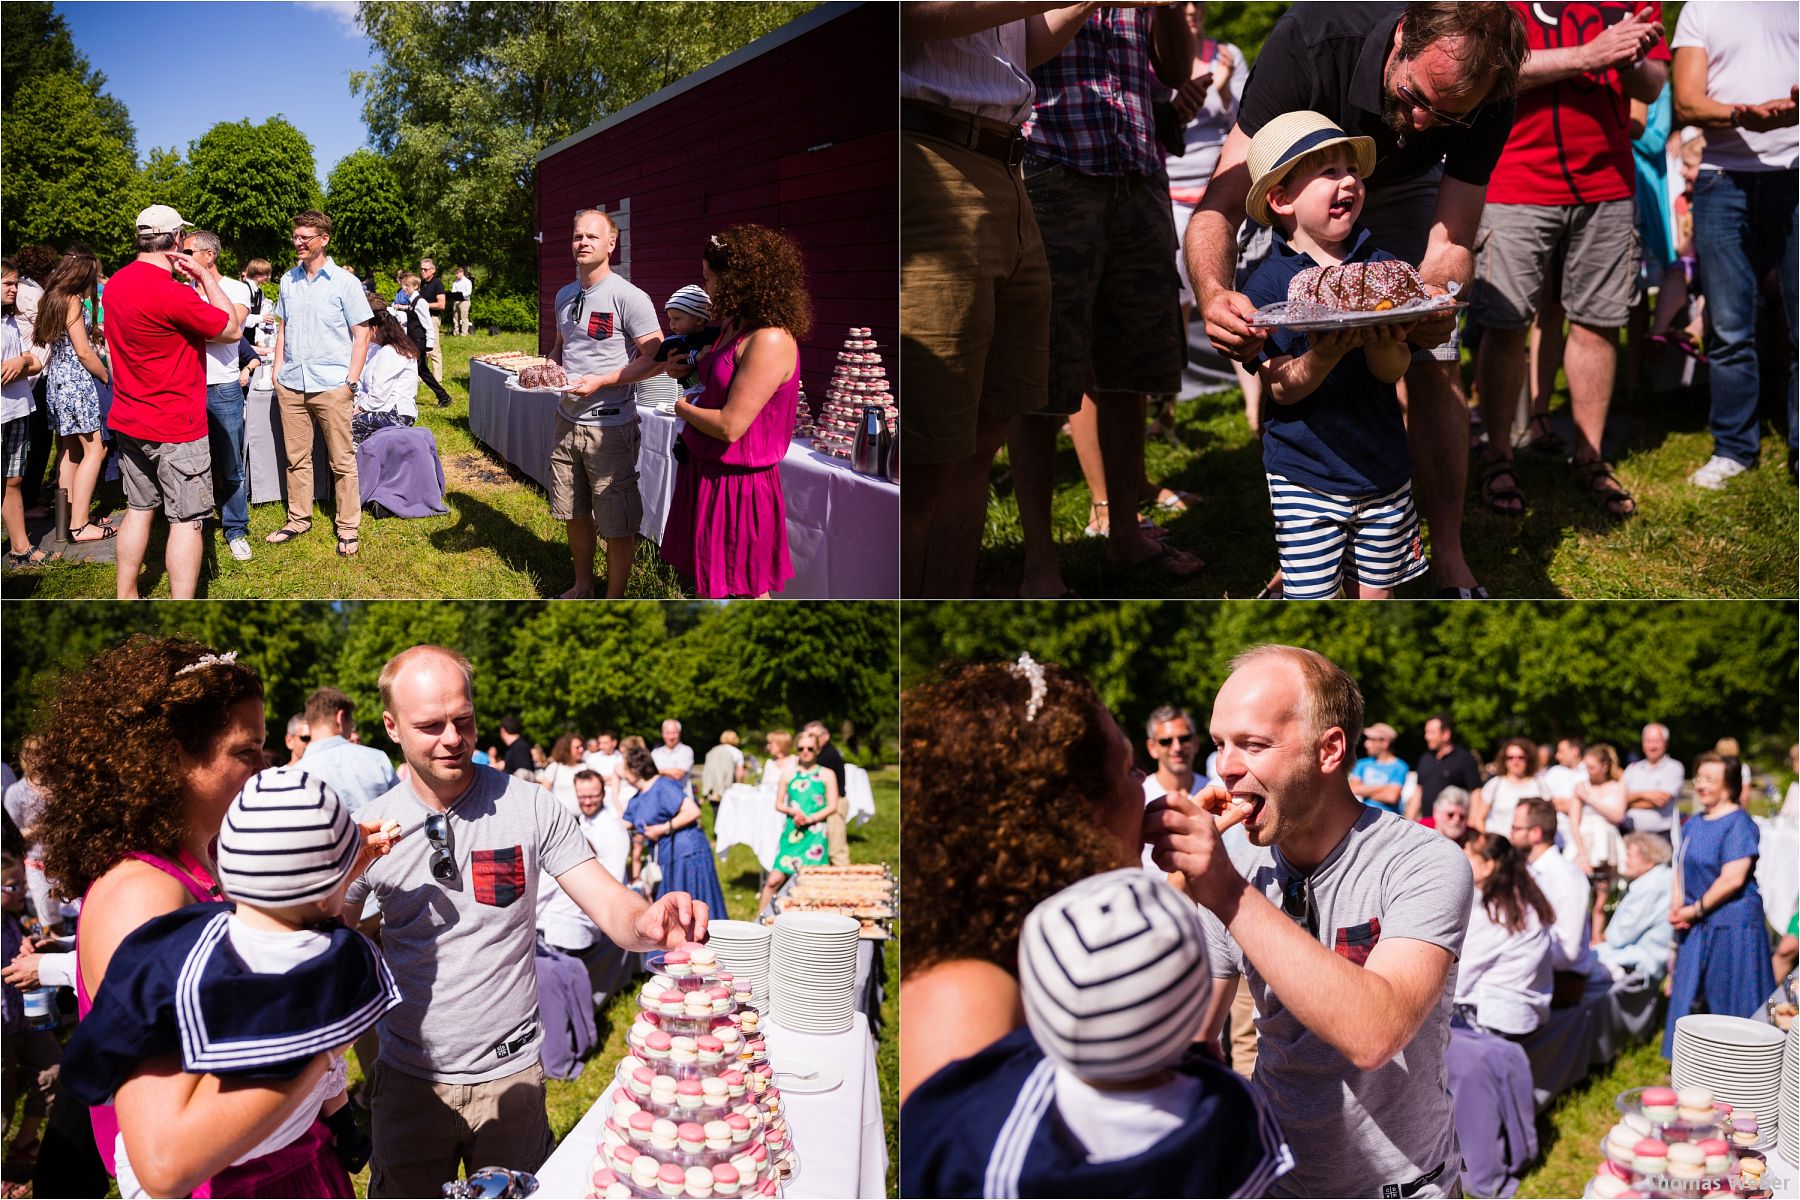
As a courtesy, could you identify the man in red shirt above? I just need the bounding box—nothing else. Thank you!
[1471,4,1667,521]
[104,205,244,598]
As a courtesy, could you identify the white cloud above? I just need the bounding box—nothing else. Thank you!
[295,0,362,38]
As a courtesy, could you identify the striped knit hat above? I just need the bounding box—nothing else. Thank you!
[1018,868,1211,1082]
[216,768,358,907]
[665,284,711,321]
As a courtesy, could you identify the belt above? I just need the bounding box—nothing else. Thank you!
[902,102,1027,167]
[1383,1160,1447,1199]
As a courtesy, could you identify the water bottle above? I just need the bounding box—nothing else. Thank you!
[23,986,57,1031]
[851,404,889,476]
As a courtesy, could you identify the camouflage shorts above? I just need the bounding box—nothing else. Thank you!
[1023,158,1186,415]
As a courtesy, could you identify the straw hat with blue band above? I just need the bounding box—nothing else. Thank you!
[1244,110,1378,228]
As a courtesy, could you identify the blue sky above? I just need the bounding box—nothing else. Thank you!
[61,1,376,188]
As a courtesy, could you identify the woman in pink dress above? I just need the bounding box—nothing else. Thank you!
[661,224,811,598]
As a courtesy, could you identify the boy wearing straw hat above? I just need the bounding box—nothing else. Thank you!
[1240,111,1429,600]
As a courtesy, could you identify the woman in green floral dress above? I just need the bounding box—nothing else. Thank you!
[759,733,842,913]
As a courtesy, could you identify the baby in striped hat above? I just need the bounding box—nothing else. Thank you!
[63,768,401,1191]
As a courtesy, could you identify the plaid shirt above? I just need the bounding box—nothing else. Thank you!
[1023,7,1165,177]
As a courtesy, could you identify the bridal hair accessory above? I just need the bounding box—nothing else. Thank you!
[176,651,239,677]
[1011,653,1047,723]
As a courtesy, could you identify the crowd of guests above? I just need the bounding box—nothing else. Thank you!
[0,636,870,1197]
[4,201,814,600]
[902,1,1798,601]
[901,646,1797,1197]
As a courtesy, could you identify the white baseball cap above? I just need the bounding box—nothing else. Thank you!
[135,205,189,235]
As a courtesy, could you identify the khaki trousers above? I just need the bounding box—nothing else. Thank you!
[367,1059,554,1198]
[274,380,359,537]
[1228,975,1259,1080]
[826,810,850,867]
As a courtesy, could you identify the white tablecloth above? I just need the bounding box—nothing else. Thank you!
[467,361,897,598]
[715,771,877,872]
[534,1013,885,1199]
[1756,818,1797,935]
[243,385,330,506]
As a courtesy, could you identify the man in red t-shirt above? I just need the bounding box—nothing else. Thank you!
[104,205,244,598]
[1472,3,1668,522]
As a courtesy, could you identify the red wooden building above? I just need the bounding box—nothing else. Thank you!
[534,2,896,396]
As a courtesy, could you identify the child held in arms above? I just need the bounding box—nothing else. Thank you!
[62,769,401,1197]
[1241,111,1430,600]
[902,868,1291,1196]
[656,284,719,398]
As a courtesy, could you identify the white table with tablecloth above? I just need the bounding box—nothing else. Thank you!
[1755,818,1797,936]
[467,360,897,598]
[533,1013,886,1199]
[715,765,876,871]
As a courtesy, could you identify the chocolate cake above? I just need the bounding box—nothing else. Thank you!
[1287,260,1430,312]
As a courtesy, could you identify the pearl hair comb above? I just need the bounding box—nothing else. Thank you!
[1011,652,1047,723]
[175,651,239,677]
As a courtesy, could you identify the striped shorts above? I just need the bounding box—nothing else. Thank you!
[1267,473,1429,599]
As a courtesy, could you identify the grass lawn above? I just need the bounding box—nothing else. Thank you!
[974,368,1797,599]
[1518,1033,1670,1198]
[3,333,690,599]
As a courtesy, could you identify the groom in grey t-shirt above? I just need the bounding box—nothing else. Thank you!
[1145,645,1472,1199]
[546,208,665,599]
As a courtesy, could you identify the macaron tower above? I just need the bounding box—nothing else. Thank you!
[587,944,796,1197]
[1588,1084,1767,1197]
[808,327,897,465]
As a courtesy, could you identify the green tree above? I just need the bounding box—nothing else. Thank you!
[134,146,194,229]
[2,0,136,158]
[351,1,817,291]
[187,117,323,267]
[1204,1,1292,65]
[324,149,412,276]
[1,72,140,260]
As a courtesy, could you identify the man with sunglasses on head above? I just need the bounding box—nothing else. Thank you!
[546,209,666,599]
[345,645,709,1197]
[1145,646,1472,1197]
[1188,2,1530,601]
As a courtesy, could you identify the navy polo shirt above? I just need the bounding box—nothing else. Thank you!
[1243,225,1412,496]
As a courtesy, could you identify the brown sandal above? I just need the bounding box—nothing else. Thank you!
[1572,457,1636,518]
[1479,457,1525,518]
[1524,412,1566,455]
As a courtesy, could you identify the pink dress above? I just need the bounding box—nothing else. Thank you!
[75,850,351,1199]
[660,331,797,597]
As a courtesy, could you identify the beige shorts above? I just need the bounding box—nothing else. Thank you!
[1472,198,1638,330]
[366,1058,554,1199]
[549,415,643,537]
[115,432,213,522]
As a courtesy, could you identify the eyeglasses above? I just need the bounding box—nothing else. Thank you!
[1504,753,1527,761]
[1156,734,1196,748]
[798,746,817,755]
[297,734,312,743]
[1395,78,1473,129]
[292,233,325,245]
[425,813,456,884]
[1281,873,1317,937]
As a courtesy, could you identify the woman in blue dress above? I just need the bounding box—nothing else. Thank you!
[621,744,728,920]
[1664,752,1774,1057]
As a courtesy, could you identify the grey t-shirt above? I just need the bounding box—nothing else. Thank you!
[1198,806,1472,1198]
[344,768,594,1084]
[552,271,660,427]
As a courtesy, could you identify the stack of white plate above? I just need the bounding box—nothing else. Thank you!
[769,911,859,1035]
[706,919,772,1008]
[1671,1014,1785,1140]
[1780,1020,1799,1164]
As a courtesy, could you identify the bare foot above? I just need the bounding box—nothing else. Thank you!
[558,584,596,600]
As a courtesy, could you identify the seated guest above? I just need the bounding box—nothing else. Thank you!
[905,868,1291,1196]
[1596,833,1675,982]
[1350,722,1408,814]
[1423,786,1471,839]
[1511,798,1597,996]
[352,297,421,446]
[1455,833,1554,1036]
[701,731,745,805]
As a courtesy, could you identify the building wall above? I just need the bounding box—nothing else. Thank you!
[535,3,895,397]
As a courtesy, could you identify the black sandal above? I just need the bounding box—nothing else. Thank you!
[67,522,117,543]
[1479,457,1525,518]
[4,546,59,568]
[1572,457,1637,518]
[265,522,311,544]
[336,537,360,557]
[1525,412,1566,455]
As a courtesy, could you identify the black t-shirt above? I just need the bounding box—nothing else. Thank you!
[417,276,446,314]
[816,743,847,798]
[1239,2,1516,187]
[1417,743,1483,810]
[501,737,535,776]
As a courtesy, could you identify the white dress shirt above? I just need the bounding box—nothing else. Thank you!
[1528,848,1594,975]
[1456,893,1553,1035]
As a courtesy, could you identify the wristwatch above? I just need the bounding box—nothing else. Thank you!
[348,379,361,395]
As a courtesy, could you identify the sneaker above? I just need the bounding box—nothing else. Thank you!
[227,536,253,562]
[1687,455,1750,490]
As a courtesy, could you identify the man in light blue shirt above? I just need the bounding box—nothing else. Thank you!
[298,686,398,816]
[1595,832,1675,982]
[268,208,373,556]
[1349,722,1409,815]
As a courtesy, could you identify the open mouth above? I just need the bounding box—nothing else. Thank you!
[1329,200,1354,219]
[1227,792,1268,832]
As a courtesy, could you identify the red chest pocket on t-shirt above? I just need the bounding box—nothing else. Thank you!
[586,312,614,340]
[1334,917,1381,966]
[473,845,526,908]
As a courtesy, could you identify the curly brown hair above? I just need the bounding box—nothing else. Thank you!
[701,224,811,338]
[32,635,263,900]
[902,660,1129,982]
